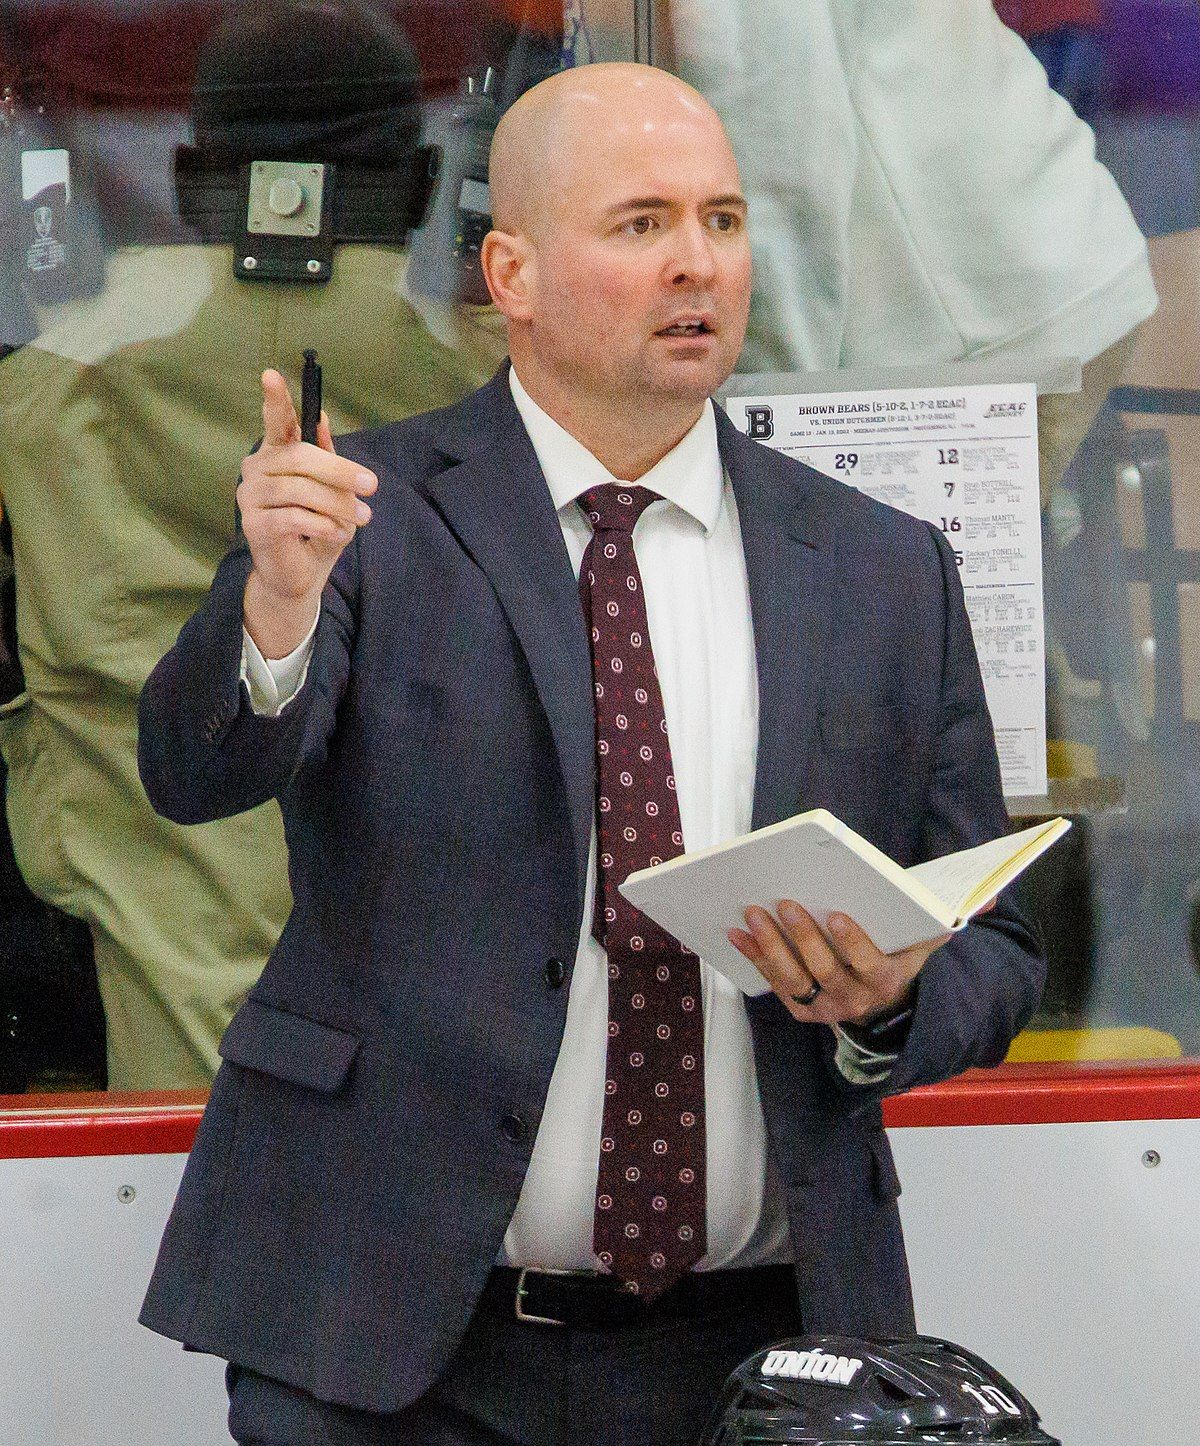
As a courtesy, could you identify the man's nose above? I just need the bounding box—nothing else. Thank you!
[665,217,718,286]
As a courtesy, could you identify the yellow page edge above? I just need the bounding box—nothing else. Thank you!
[954,816,1071,921]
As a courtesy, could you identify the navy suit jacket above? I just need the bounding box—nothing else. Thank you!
[137,366,1044,1413]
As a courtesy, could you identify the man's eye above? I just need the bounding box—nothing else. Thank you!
[624,216,657,236]
[709,212,740,232]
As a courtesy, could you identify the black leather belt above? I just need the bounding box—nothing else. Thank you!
[483,1263,797,1331]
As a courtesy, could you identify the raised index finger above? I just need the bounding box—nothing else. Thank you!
[261,369,300,448]
[263,442,377,495]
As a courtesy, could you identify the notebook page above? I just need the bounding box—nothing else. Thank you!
[905,821,1059,916]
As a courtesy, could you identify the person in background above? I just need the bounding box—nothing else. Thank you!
[0,0,503,1090]
[666,0,1155,498]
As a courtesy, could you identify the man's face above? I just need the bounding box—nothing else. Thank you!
[522,102,752,409]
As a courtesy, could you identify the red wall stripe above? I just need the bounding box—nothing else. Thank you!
[884,1061,1200,1128]
[0,1090,208,1160]
[2,1066,1200,1160]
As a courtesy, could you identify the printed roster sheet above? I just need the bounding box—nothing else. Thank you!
[723,382,1046,796]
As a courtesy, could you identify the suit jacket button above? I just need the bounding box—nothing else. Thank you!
[544,958,566,989]
[500,1113,527,1143]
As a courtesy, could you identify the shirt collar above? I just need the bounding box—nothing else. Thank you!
[508,365,723,537]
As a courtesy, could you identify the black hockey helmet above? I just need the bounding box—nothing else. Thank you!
[699,1334,1062,1444]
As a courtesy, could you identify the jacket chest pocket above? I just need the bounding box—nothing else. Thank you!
[819,701,907,754]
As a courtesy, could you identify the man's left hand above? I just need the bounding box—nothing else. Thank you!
[728,903,950,1027]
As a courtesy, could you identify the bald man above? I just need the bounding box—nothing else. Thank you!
[138,64,1043,1446]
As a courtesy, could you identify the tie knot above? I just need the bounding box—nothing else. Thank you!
[578,485,662,535]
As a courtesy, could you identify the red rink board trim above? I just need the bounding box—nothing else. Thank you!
[884,1060,1200,1128]
[2,1066,1200,1159]
[0,1090,208,1160]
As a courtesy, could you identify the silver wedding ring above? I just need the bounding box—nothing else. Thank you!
[791,982,822,1007]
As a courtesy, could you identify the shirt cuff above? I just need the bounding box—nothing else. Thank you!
[240,611,320,717]
[832,1024,902,1085]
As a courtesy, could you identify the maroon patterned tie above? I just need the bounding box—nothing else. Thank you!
[578,484,707,1301]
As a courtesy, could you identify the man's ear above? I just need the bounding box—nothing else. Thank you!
[481,229,534,321]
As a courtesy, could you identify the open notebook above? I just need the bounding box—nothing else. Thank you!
[619,809,1069,996]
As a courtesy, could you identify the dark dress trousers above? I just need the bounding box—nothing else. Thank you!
[136,366,1044,1414]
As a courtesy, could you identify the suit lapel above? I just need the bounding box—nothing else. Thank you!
[716,408,845,830]
[421,371,595,902]
[417,379,848,902]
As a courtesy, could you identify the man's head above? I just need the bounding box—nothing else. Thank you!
[482,64,751,436]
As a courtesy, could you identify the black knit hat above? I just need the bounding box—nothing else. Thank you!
[190,0,422,165]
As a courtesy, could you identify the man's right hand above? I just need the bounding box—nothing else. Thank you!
[239,370,378,658]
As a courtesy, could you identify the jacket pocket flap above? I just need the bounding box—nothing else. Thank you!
[219,999,360,1092]
[777,1127,899,1200]
[870,1131,902,1201]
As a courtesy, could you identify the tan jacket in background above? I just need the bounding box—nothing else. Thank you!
[0,244,504,1088]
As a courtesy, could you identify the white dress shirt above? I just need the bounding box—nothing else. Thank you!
[240,368,891,1272]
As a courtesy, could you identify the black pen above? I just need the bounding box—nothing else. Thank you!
[300,348,322,446]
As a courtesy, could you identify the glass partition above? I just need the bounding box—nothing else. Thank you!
[2,0,1198,1097]
[660,0,1200,1062]
[0,0,637,1094]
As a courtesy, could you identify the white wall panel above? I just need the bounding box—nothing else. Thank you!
[0,1153,225,1445]
[2,1120,1198,1444]
[893,1118,1200,1446]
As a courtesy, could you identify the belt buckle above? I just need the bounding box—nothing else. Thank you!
[514,1267,590,1328]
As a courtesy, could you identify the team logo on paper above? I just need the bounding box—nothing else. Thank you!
[27,203,66,274]
[745,405,774,440]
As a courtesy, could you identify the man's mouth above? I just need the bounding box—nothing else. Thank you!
[656,318,714,338]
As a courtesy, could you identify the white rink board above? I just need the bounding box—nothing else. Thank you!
[0,1152,227,1444]
[2,1118,1198,1446]
[892,1117,1200,1445]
